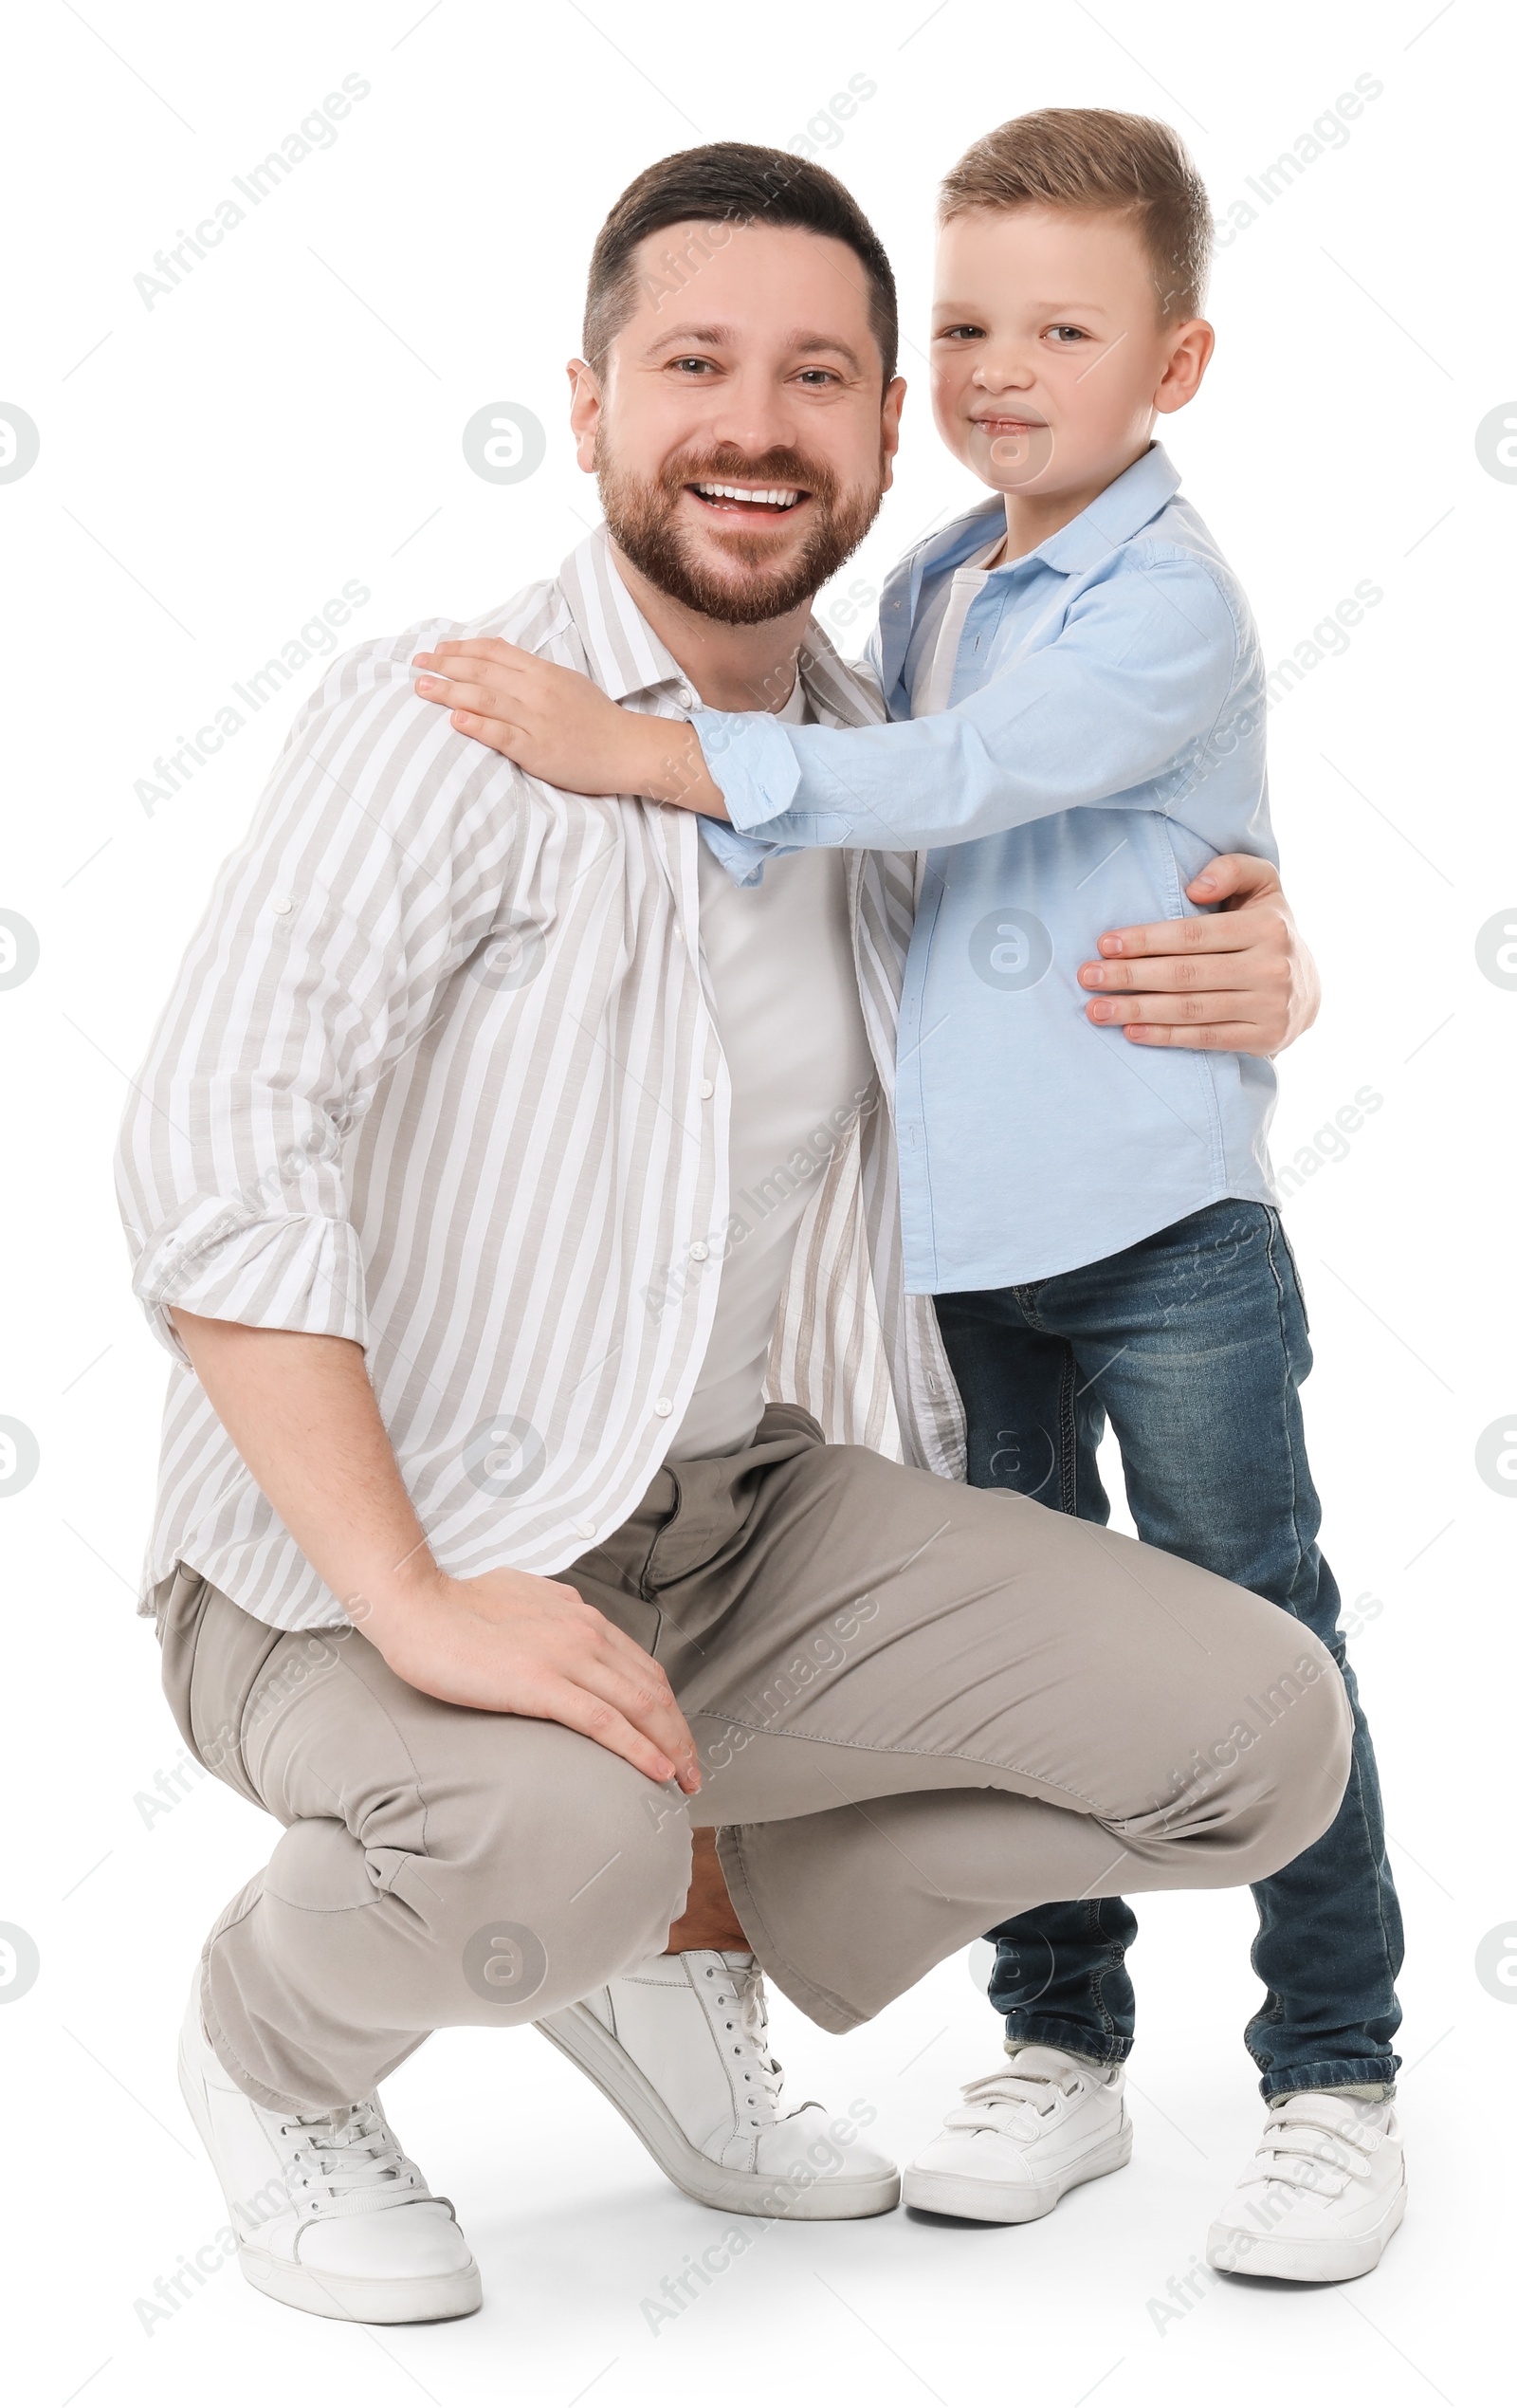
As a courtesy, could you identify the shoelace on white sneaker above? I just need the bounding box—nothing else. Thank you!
[276,2102,433,2223]
[942,2061,1088,2141]
[706,1961,807,2132]
[1237,2101,1385,2204]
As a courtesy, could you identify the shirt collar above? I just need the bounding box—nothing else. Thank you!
[1030,441,1181,572]
[910,440,1183,587]
[558,524,687,704]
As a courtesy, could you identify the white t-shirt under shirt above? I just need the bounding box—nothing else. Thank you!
[897,534,1006,915]
[904,533,1007,717]
[668,676,875,1461]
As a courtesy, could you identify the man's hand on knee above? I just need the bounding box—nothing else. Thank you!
[362,1566,702,1793]
[164,1314,701,1796]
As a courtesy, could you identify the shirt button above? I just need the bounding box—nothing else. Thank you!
[700,1079,715,1099]
[272,896,295,914]
[677,688,694,709]
[573,1516,595,1539]
[689,1241,709,1261]
[654,1397,673,1417]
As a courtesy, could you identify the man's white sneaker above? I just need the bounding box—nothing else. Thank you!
[536,1948,899,2218]
[176,1981,481,2322]
[1206,2091,1406,2282]
[901,2044,1132,2222]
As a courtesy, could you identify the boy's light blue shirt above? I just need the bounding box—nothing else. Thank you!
[696,443,1280,1292]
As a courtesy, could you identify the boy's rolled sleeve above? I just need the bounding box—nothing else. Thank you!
[694,705,811,827]
[694,816,786,887]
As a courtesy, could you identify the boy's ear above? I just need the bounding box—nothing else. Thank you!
[879,374,907,492]
[1154,319,1215,416]
[567,358,602,472]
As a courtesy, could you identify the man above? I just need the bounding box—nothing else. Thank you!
[117,143,1343,2327]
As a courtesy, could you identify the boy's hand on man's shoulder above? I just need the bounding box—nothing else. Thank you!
[1078,854,1319,1057]
[411,638,718,811]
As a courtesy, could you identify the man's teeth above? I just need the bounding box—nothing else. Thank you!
[693,482,800,507]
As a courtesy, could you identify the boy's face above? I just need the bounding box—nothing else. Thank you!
[930,205,1211,513]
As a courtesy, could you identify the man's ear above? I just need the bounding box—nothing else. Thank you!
[566,358,603,472]
[879,374,906,494]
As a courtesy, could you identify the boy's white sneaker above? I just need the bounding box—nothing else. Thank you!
[536,1948,899,2218]
[1206,2091,1406,2281]
[176,1981,481,2322]
[901,2044,1132,2221]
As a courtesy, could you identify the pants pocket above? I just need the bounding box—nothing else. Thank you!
[1269,1207,1310,1334]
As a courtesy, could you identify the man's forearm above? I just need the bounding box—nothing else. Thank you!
[169,1312,437,1637]
[167,1309,703,1787]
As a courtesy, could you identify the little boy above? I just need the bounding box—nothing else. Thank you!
[420,109,1404,2281]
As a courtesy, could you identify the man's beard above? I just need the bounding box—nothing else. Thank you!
[596,436,884,626]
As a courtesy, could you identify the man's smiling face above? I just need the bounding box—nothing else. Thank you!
[569,221,905,625]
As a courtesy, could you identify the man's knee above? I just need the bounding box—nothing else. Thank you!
[1217,1631,1354,1884]
[401,1721,695,2019]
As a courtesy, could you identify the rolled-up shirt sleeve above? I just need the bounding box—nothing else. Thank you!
[689,555,1244,855]
[116,634,521,1362]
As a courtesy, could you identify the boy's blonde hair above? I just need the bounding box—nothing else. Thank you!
[939,107,1212,321]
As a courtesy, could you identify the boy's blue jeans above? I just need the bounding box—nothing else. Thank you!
[934,1201,1403,2102]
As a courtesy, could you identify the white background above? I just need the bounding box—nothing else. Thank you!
[1,3,1513,2402]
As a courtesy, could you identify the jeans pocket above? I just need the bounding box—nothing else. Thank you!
[1270,1208,1310,1333]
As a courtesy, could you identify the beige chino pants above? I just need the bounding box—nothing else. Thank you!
[159,1406,1351,2114]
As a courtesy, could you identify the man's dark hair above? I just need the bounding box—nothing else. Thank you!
[583,141,898,383]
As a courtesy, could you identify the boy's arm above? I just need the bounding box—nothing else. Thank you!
[411,611,1317,1057]
[412,554,1238,851]
[692,556,1240,850]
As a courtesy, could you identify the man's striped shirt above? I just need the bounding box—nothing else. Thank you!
[116,528,966,1632]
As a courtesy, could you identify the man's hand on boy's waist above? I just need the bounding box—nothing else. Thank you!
[1077,853,1319,1057]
